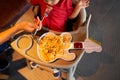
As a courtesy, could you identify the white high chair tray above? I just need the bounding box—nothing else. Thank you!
[11,34,85,69]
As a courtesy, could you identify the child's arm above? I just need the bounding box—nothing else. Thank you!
[69,0,90,19]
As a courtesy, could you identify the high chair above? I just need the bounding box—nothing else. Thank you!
[11,0,92,79]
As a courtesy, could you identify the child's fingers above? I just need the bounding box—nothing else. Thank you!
[86,3,89,7]
[85,0,89,2]
[85,0,90,5]
[78,0,90,7]
[84,0,90,7]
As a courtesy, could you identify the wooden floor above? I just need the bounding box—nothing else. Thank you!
[8,51,63,80]
[15,53,58,80]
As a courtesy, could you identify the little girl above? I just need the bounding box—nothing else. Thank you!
[27,0,89,32]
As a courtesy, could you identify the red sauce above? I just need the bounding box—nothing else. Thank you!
[74,42,83,48]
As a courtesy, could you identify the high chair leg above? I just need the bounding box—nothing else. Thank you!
[26,59,33,70]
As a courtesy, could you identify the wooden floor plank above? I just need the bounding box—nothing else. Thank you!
[12,52,62,80]
[18,67,54,80]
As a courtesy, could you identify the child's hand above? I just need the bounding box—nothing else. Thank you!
[78,0,90,8]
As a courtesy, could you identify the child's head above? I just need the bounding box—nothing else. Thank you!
[44,0,60,5]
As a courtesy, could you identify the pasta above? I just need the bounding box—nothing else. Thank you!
[38,32,72,62]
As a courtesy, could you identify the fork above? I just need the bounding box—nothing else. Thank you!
[33,13,48,36]
[32,13,48,43]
